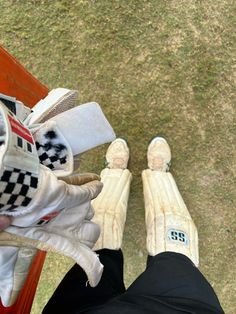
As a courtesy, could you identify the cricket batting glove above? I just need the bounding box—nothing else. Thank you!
[142,137,199,266]
[29,102,116,177]
[92,139,132,251]
[24,89,116,176]
[0,102,104,306]
[0,90,116,177]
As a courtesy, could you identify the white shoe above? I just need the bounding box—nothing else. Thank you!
[147,137,171,171]
[106,138,129,169]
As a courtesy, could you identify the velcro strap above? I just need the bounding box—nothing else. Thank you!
[51,102,116,155]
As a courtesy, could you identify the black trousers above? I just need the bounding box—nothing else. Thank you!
[43,250,224,314]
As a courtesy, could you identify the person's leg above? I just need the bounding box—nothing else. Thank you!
[142,137,199,266]
[92,138,132,252]
[118,137,223,313]
[83,251,223,314]
[43,249,126,314]
[84,137,223,313]
[122,252,224,313]
[43,139,132,314]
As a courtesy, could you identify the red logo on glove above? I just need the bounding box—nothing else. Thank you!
[8,114,34,144]
[37,211,60,225]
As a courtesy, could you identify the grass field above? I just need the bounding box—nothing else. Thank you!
[0,1,235,313]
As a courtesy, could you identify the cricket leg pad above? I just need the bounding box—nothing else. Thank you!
[92,168,132,251]
[142,169,199,266]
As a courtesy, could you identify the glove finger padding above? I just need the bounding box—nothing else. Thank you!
[6,201,103,286]
[0,221,100,251]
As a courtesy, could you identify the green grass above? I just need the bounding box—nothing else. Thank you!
[0,1,235,313]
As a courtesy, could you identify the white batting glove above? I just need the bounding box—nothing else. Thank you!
[0,102,104,306]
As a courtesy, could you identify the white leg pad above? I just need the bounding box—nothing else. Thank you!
[92,168,132,251]
[142,169,199,266]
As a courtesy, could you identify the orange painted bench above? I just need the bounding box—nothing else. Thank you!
[0,45,48,314]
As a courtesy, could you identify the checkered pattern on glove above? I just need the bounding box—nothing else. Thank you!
[35,130,67,170]
[0,167,38,213]
[32,121,73,177]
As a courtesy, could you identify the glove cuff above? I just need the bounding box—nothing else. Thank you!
[0,102,39,216]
